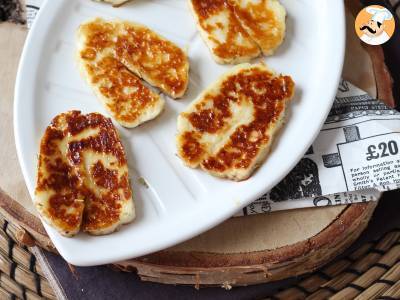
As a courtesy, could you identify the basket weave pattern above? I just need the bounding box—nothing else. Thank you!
[273,230,400,299]
[0,216,55,299]
[3,208,400,299]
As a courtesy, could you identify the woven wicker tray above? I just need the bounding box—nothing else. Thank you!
[2,199,400,299]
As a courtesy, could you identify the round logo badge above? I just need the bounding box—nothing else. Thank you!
[355,5,395,45]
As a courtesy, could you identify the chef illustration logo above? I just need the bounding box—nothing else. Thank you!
[355,5,395,45]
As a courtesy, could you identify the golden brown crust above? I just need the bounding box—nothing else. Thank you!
[189,0,286,63]
[115,21,189,98]
[35,116,84,236]
[82,56,163,127]
[190,0,261,63]
[78,18,189,99]
[230,0,286,55]
[177,64,295,180]
[77,19,166,128]
[35,111,134,236]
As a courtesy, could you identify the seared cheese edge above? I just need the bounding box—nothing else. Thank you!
[76,19,165,128]
[177,63,294,181]
[188,0,260,64]
[231,0,287,56]
[35,114,84,237]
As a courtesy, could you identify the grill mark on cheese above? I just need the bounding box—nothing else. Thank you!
[81,20,114,52]
[192,0,226,18]
[83,56,161,126]
[230,0,286,55]
[77,18,166,128]
[78,19,188,99]
[66,110,126,165]
[65,112,131,232]
[39,156,82,232]
[180,131,205,165]
[190,0,260,63]
[120,174,132,199]
[35,111,134,236]
[40,128,64,156]
[82,186,122,232]
[79,184,122,232]
[48,193,83,229]
[115,24,188,98]
[177,64,294,180]
[36,157,80,192]
[91,161,119,190]
[190,0,286,62]
[36,119,85,235]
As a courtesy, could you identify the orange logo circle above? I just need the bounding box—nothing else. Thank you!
[355,5,395,45]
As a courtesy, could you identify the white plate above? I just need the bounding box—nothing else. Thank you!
[14,0,345,266]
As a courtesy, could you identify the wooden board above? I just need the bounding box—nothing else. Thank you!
[0,2,394,287]
[117,203,376,286]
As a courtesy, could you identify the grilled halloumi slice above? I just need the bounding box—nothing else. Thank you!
[77,18,189,101]
[77,55,164,128]
[115,20,190,98]
[77,20,165,128]
[65,111,135,235]
[230,0,286,56]
[188,0,260,64]
[35,111,135,236]
[176,63,294,181]
[35,114,85,236]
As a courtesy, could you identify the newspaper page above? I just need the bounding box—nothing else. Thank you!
[26,0,40,28]
[239,80,399,215]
